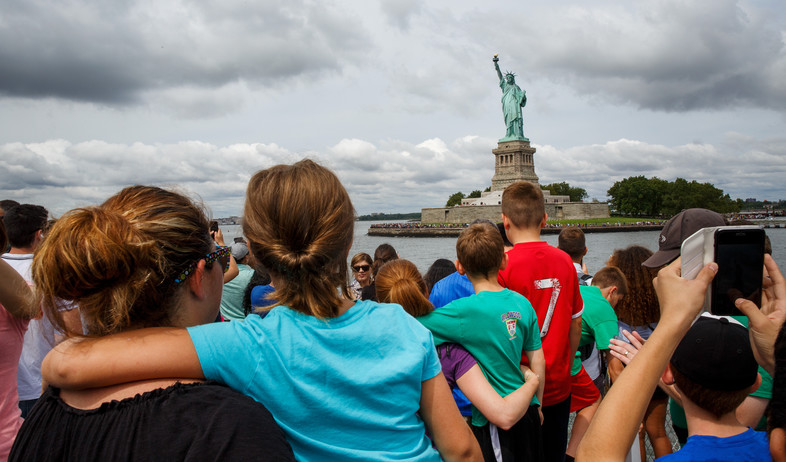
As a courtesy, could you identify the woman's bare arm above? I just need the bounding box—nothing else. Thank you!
[420,373,482,462]
[42,327,203,389]
[0,258,37,319]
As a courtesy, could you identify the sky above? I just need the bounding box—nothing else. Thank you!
[1,0,785,217]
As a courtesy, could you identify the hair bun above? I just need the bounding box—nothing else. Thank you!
[35,207,149,300]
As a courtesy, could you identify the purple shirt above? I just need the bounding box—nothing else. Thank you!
[437,343,477,388]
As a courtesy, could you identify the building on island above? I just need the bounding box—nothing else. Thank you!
[421,56,609,224]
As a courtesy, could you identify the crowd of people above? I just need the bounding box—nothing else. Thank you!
[0,160,784,462]
[369,221,667,231]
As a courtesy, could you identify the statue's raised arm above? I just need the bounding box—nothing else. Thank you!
[493,54,528,142]
[493,54,503,82]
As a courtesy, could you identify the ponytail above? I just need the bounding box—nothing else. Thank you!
[375,259,433,317]
[243,160,355,318]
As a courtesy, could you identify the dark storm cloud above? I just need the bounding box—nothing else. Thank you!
[0,0,367,104]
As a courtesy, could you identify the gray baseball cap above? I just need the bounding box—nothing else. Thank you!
[642,208,726,268]
[230,241,249,261]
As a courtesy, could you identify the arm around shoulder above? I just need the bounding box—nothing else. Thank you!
[43,327,203,389]
[457,364,538,431]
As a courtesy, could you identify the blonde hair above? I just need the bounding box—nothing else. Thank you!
[375,259,433,318]
[32,186,212,336]
[242,159,355,318]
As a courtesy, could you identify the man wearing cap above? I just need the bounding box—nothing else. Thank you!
[653,314,769,461]
[641,208,727,269]
[219,241,255,321]
[641,208,773,441]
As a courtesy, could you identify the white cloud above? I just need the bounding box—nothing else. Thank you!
[2,132,784,218]
[536,135,786,201]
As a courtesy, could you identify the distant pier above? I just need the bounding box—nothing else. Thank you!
[368,223,664,238]
[367,216,786,238]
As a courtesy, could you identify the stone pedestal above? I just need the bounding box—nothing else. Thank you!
[491,140,539,191]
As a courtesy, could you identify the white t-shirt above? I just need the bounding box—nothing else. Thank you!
[2,253,55,400]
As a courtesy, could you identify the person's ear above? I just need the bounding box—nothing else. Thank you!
[606,286,617,300]
[582,247,588,258]
[188,260,208,300]
[501,213,511,230]
[662,364,675,385]
[499,253,509,272]
[540,213,548,229]
[455,260,467,276]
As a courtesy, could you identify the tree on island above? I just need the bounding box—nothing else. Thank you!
[541,182,588,202]
[607,176,740,216]
[467,190,482,198]
[446,192,465,207]
[606,176,666,216]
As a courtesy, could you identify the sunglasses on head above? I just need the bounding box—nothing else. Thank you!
[353,264,371,273]
[175,246,231,283]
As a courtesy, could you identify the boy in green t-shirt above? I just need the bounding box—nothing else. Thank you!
[565,266,627,462]
[418,222,545,462]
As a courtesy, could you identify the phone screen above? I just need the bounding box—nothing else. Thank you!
[711,228,765,316]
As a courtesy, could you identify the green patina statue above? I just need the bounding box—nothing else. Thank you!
[493,55,528,142]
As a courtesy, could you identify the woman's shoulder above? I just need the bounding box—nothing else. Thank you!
[354,299,409,319]
[354,301,434,336]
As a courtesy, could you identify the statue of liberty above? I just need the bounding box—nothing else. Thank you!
[493,55,528,142]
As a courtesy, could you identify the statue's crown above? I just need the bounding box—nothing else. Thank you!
[504,71,516,79]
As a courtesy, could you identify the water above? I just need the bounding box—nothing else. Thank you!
[221,221,786,275]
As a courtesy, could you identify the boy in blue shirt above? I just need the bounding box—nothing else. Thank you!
[652,315,768,461]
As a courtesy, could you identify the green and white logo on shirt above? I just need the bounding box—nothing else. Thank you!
[501,311,521,339]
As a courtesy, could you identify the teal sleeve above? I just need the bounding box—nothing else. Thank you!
[187,319,261,393]
[417,301,464,346]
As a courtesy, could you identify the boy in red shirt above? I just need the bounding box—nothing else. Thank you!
[498,181,584,462]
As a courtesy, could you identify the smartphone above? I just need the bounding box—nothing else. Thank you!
[711,227,764,316]
[209,221,219,233]
[680,225,764,315]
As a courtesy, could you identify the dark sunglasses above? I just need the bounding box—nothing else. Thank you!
[175,246,231,283]
[353,264,371,273]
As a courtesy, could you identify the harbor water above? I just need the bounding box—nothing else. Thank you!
[222,221,786,276]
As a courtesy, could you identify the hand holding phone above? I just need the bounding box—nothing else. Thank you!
[680,225,765,316]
